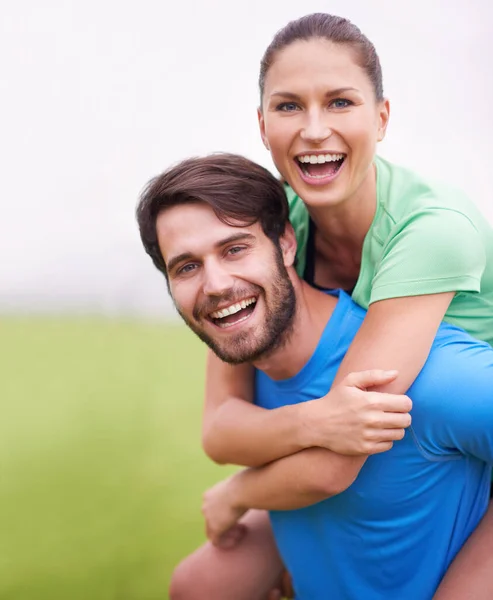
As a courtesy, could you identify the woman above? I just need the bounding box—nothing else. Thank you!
[170,13,493,600]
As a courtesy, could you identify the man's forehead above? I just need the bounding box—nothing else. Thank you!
[156,203,261,261]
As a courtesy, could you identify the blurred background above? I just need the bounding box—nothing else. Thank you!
[0,0,492,598]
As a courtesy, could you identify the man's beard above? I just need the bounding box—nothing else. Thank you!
[175,250,297,365]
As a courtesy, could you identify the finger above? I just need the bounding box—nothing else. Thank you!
[366,411,412,429]
[215,524,247,549]
[207,530,220,546]
[385,427,407,441]
[367,392,413,413]
[365,427,407,443]
[205,522,218,546]
[344,369,399,390]
[368,441,394,454]
[217,529,245,549]
[267,590,282,600]
[215,534,239,550]
[281,570,295,597]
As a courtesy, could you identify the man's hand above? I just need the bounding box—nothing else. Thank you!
[202,477,248,547]
[301,370,413,455]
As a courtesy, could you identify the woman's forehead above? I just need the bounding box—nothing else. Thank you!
[264,39,368,94]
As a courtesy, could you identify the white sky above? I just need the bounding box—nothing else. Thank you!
[1,0,492,317]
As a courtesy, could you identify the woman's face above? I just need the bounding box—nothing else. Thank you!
[258,39,389,209]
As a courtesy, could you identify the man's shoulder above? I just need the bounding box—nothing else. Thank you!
[409,320,493,462]
[433,321,492,353]
[414,321,493,404]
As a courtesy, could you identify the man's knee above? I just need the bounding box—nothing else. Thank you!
[169,557,201,600]
[169,551,227,600]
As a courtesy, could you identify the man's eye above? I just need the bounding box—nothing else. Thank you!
[228,246,244,256]
[276,102,300,112]
[178,263,197,275]
[330,98,353,109]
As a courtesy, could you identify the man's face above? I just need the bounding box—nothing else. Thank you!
[156,203,296,364]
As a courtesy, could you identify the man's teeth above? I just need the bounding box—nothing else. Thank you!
[297,153,345,164]
[216,314,251,329]
[210,297,256,319]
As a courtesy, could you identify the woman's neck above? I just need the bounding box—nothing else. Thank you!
[308,163,377,256]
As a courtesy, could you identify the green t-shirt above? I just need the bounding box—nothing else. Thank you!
[288,155,493,346]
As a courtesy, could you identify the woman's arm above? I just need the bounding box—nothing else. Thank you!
[202,447,360,545]
[316,291,455,486]
[202,351,412,467]
[202,291,452,471]
[202,352,306,465]
[202,291,455,544]
[333,292,455,388]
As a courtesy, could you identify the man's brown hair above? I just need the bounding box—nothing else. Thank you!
[136,153,290,278]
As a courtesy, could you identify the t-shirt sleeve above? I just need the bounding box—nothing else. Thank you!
[370,208,486,304]
[285,184,310,279]
[411,334,493,463]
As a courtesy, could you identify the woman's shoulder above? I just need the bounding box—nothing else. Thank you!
[375,155,490,232]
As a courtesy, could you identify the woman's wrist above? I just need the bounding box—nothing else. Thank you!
[294,399,328,450]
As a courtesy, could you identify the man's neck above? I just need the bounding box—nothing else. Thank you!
[253,278,338,381]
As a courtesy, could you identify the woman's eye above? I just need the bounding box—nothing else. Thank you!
[330,98,352,109]
[276,102,300,112]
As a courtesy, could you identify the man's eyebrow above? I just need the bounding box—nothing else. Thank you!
[166,232,256,274]
[167,252,194,274]
[216,232,256,247]
[269,87,359,100]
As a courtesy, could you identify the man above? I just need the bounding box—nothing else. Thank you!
[137,154,493,599]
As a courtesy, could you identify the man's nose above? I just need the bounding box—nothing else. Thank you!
[202,263,234,296]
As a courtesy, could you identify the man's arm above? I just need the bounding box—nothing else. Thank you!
[203,352,411,467]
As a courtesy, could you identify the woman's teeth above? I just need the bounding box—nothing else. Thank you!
[297,153,345,164]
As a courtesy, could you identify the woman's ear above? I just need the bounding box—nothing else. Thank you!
[257,107,270,150]
[377,98,390,142]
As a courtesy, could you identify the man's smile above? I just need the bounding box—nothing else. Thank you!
[207,296,258,330]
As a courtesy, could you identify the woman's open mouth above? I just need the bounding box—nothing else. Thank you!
[295,152,346,184]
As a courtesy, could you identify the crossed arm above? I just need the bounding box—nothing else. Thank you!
[201,294,452,539]
[202,292,493,598]
[203,294,452,471]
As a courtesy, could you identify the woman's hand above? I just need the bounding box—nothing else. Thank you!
[301,369,413,455]
[202,477,248,547]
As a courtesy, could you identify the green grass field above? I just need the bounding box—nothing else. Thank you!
[0,316,235,599]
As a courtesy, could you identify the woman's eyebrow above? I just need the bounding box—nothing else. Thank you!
[270,87,359,100]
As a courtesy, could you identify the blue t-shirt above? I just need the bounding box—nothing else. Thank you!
[255,290,493,600]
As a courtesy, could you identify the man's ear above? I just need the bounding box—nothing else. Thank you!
[257,107,270,150]
[279,224,297,267]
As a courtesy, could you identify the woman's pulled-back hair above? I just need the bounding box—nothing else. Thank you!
[259,13,384,102]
